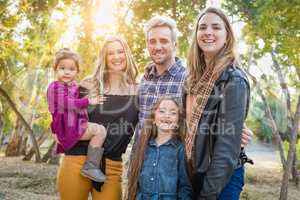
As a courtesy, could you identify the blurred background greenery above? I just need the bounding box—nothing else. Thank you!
[0,0,299,164]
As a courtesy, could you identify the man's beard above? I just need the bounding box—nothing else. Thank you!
[151,54,172,66]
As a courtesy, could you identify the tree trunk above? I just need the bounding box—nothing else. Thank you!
[42,140,59,164]
[270,51,292,113]
[5,118,22,156]
[20,135,28,156]
[0,130,4,148]
[5,133,21,156]
[246,47,287,168]
[16,126,26,155]
[280,95,300,200]
[259,86,287,169]
[247,73,287,169]
[22,131,46,161]
[0,115,4,148]
[291,149,299,186]
[0,86,41,161]
[271,51,293,142]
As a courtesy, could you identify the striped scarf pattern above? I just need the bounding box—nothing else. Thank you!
[185,58,233,167]
[185,69,216,161]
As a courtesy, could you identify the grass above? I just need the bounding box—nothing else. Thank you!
[241,166,300,200]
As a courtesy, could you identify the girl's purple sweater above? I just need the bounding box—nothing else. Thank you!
[47,81,89,153]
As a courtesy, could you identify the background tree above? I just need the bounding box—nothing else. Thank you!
[0,0,70,161]
[223,0,300,199]
[115,0,207,69]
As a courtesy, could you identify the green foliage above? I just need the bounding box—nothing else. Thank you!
[0,0,66,137]
[247,86,288,143]
[115,0,206,68]
[223,0,300,85]
[223,0,300,144]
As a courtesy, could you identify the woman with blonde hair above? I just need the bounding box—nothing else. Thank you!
[185,7,251,200]
[56,36,139,200]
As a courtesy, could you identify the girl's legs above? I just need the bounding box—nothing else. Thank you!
[92,159,123,200]
[80,122,107,147]
[80,122,107,182]
[218,166,245,200]
[57,155,92,200]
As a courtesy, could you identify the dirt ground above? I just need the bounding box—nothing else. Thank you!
[0,156,58,200]
[0,141,299,200]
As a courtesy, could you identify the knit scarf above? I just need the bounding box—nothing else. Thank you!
[185,57,233,170]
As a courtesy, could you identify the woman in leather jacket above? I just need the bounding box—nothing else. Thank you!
[185,7,251,200]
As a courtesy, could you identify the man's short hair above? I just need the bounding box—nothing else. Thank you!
[144,16,178,42]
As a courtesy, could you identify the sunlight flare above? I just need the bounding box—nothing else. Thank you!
[93,0,118,35]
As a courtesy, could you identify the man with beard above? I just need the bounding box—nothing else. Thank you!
[138,16,186,128]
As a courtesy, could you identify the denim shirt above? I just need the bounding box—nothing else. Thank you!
[136,137,193,200]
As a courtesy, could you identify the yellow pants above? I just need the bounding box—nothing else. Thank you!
[57,155,122,200]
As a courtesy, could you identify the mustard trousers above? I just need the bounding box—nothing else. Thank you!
[57,155,122,200]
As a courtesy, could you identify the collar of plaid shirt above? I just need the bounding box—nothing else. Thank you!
[144,57,184,79]
[138,57,186,131]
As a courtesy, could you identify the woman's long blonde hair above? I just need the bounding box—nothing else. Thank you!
[81,36,138,96]
[126,96,186,200]
[187,7,239,89]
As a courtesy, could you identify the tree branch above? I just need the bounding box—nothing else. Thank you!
[244,69,287,168]
[280,94,300,199]
[0,86,41,161]
[270,50,292,114]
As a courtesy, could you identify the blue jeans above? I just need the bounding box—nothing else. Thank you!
[218,166,245,200]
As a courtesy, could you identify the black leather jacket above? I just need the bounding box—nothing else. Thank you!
[192,65,250,200]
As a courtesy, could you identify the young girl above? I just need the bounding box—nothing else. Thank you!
[47,48,107,183]
[127,96,193,200]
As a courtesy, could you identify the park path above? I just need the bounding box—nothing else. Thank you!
[245,139,282,170]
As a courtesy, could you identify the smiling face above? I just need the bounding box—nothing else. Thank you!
[106,40,127,73]
[146,26,176,69]
[197,12,227,59]
[154,99,180,135]
[55,58,78,84]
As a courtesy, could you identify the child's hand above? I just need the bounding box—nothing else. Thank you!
[88,95,107,105]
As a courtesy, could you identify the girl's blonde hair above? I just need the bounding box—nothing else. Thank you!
[53,48,81,72]
[82,36,138,96]
[126,96,186,200]
[187,7,238,87]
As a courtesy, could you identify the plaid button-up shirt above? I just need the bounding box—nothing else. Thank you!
[138,58,186,130]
